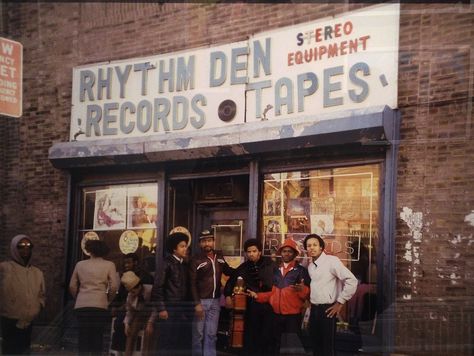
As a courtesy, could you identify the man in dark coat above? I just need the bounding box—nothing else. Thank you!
[224,238,277,355]
[148,227,193,354]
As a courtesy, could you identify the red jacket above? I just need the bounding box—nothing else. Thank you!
[256,261,309,315]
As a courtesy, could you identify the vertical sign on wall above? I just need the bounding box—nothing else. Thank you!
[0,37,22,118]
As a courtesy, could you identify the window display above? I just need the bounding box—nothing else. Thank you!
[262,164,380,341]
[78,183,158,268]
[262,165,379,268]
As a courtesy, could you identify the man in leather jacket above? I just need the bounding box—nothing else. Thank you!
[148,228,193,354]
[189,229,234,356]
[224,238,277,355]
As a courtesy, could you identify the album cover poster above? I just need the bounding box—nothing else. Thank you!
[287,198,310,217]
[93,188,127,231]
[310,214,335,235]
[127,186,158,229]
[264,216,284,234]
[263,187,282,216]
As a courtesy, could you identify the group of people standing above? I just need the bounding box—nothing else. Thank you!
[0,230,358,356]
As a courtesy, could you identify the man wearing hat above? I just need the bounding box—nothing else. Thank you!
[121,271,153,356]
[248,238,310,355]
[147,227,193,354]
[189,229,234,356]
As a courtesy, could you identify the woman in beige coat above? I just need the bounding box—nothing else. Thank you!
[69,239,119,354]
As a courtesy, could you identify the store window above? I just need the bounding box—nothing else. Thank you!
[262,164,380,339]
[78,182,158,270]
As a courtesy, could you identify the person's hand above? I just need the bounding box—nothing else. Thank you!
[124,323,131,337]
[225,296,233,309]
[195,304,205,320]
[145,322,154,336]
[325,302,343,318]
[290,279,305,292]
[159,310,169,320]
[110,307,117,317]
[247,290,258,299]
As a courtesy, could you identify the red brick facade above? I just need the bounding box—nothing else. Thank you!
[1,3,472,354]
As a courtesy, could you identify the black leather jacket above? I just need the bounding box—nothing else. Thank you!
[189,250,234,304]
[150,255,190,312]
[224,256,277,297]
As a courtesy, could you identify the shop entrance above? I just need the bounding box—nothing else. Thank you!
[167,174,249,258]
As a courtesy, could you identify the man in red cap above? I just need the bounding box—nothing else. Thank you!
[248,238,310,354]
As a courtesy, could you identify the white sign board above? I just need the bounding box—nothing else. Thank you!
[70,3,399,141]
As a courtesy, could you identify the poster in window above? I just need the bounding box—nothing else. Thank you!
[265,217,282,234]
[127,186,158,229]
[263,186,282,216]
[263,216,286,255]
[93,188,127,230]
[119,230,139,254]
[287,198,310,217]
[285,178,309,198]
[310,214,335,235]
[287,198,310,233]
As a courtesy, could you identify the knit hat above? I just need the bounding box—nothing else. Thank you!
[277,238,299,256]
[166,230,190,253]
[121,271,141,291]
[198,229,214,241]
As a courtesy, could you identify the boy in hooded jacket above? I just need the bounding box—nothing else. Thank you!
[0,234,45,355]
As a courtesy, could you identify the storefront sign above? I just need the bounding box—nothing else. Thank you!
[70,3,399,141]
[0,37,22,118]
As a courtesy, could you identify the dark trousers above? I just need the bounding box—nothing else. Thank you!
[75,307,110,355]
[156,304,193,355]
[242,300,273,356]
[310,304,337,356]
[110,311,126,351]
[1,316,32,355]
[267,313,302,355]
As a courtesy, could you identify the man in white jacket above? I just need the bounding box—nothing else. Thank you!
[304,233,358,356]
[0,234,45,354]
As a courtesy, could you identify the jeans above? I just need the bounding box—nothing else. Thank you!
[192,298,221,356]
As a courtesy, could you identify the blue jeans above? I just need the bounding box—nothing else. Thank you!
[192,298,221,356]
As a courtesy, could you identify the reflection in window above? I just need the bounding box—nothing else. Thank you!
[262,164,380,343]
[212,222,243,257]
[79,183,158,273]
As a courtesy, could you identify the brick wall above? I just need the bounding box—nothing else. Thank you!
[395,3,473,355]
[1,2,472,353]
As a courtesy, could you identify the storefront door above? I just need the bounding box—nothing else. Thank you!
[167,174,249,260]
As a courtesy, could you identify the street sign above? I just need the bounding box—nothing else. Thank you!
[0,37,22,118]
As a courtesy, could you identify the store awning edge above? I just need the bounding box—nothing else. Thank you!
[48,106,398,169]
